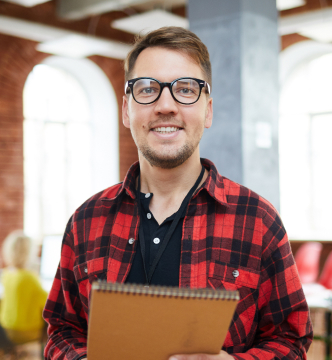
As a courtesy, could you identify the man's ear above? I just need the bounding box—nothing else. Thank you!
[204,97,213,129]
[122,95,130,129]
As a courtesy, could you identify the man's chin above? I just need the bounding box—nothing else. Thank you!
[141,147,194,169]
[146,156,187,169]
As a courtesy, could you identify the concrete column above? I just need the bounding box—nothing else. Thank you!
[188,0,280,210]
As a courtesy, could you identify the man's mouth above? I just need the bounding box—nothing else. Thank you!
[152,126,182,134]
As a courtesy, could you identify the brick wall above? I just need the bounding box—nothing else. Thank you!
[0,33,138,253]
[281,33,310,51]
[0,34,48,253]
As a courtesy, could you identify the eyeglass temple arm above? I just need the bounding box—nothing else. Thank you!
[203,82,211,94]
[124,81,130,94]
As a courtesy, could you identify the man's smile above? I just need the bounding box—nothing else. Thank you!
[151,126,182,134]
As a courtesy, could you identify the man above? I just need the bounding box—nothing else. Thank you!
[43,27,313,360]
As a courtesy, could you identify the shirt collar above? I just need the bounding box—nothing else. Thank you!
[197,158,229,207]
[101,159,229,208]
[100,161,139,201]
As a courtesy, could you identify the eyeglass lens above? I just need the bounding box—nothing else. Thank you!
[132,78,201,104]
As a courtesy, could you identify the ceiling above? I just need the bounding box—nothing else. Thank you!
[0,0,331,59]
[0,0,308,12]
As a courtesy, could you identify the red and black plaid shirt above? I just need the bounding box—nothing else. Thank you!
[43,159,313,360]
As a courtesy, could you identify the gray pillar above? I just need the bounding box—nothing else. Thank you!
[188,0,280,210]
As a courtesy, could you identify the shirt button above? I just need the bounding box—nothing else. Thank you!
[128,238,135,245]
[232,270,239,278]
[84,267,88,273]
[153,238,160,245]
[147,213,152,219]
[145,193,151,198]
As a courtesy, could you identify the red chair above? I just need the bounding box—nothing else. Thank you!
[294,242,323,284]
[319,251,332,289]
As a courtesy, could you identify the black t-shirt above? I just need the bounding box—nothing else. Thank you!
[125,192,184,286]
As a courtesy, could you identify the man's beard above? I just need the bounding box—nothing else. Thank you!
[132,115,203,169]
[138,142,196,169]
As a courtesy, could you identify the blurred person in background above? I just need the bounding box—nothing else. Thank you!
[0,230,47,344]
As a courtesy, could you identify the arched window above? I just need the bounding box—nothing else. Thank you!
[279,49,332,241]
[23,57,119,241]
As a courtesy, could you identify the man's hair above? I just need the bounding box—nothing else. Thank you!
[2,230,32,268]
[124,26,212,87]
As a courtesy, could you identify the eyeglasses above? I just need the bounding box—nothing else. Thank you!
[125,77,211,105]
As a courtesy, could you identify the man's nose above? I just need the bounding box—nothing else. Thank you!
[154,86,178,114]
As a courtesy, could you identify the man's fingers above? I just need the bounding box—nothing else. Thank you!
[169,351,234,360]
[170,356,212,360]
[169,354,219,360]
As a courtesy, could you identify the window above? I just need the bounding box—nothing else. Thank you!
[23,57,119,241]
[279,52,332,240]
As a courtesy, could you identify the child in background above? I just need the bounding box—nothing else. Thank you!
[0,230,48,344]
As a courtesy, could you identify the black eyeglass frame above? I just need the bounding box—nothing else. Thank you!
[125,77,211,105]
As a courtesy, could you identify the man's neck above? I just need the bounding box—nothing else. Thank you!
[138,153,207,224]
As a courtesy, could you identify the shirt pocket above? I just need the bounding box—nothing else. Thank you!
[208,260,260,350]
[208,260,260,292]
[74,257,107,314]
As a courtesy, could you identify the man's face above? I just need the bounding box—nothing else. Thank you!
[122,47,213,169]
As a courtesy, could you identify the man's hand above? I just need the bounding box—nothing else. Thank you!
[169,350,235,360]
[81,351,233,360]
[80,351,234,360]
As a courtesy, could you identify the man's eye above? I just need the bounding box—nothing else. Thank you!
[176,87,196,96]
[179,88,193,94]
[139,87,158,94]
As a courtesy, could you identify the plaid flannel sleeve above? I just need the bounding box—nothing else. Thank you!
[231,209,313,360]
[43,216,88,360]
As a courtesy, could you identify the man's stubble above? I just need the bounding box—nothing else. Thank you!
[131,116,203,169]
